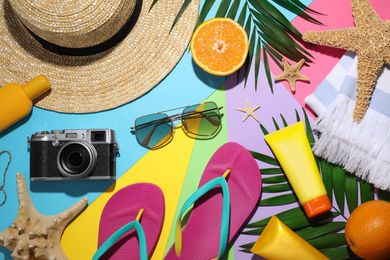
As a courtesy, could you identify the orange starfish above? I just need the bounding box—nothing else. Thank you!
[274,58,310,92]
[303,0,390,122]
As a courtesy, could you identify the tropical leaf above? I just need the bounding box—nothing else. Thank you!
[260,167,283,174]
[320,159,333,204]
[272,117,280,130]
[259,124,269,135]
[262,47,274,92]
[168,0,193,32]
[246,206,305,228]
[215,0,232,17]
[254,38,262,90]
[378,189,390,202]
[262,183,291,193]
[333,166,346,215]
[345,173,358,214]
[307,233,346,249]
[319,246,356,260]
[360,180,375,204]
[259,193,298,206]
[249,151,279,166]
[244,26,256,87]
[262,175,288,183]
[226,0,241,19]
[295,221,346,241]
[271,0,323,23]
[280,113,288,127]
[250,211,340,235]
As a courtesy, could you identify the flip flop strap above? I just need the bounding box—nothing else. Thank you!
[93,220,148,260]
[175,176,230,259]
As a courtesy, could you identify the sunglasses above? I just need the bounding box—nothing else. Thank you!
[131,101,223,149]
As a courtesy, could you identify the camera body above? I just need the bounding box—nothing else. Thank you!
[28,129,118,181]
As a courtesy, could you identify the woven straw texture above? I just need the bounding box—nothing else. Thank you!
[9,0,137,48]
[0,0,199,113]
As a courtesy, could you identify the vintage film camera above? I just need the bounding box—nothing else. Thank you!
[28,129,118,181]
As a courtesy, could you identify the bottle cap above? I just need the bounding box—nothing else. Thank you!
[302,194,332,218]
[22,75,51,100]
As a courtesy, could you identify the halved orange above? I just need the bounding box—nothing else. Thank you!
[190,18,249,76]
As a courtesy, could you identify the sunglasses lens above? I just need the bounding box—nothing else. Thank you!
[182,102,221,136]
[134,114,172,148]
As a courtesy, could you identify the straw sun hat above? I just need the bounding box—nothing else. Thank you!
[0,0,199,113]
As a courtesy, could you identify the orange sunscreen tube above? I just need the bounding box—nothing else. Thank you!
[264,121,331,218]
[251,216,330,260]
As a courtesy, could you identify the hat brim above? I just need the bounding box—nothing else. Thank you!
[0,0,199,113]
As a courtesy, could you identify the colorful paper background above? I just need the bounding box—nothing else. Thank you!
[1,0,389,259]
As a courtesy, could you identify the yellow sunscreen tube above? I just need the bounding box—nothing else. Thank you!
[264,121,331,218]
[251,216,330,260]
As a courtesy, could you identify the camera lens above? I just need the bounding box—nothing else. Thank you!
[57,141,97,179]
[69,152,83,166]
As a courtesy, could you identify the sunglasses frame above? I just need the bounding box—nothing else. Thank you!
[131,101,223,149]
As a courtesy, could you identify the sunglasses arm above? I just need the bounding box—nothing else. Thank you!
[137,117,173,147]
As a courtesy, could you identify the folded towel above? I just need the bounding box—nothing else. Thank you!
[305,51,390,191]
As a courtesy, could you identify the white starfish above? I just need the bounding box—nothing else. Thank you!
[236,98,260,122]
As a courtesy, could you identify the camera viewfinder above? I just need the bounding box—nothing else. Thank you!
[92,131,106,141]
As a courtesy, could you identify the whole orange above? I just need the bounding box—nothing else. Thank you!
[345,200,390,260]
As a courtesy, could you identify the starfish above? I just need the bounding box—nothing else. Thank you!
[303,0,390,122]
[236,98,260,122]
[0,173,88,260]
[274,58,310,92]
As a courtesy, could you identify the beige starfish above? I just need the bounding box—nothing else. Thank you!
[303,0,390,122]
[274,58,310,92]
[0,173,88,260]
[236,98,260,122]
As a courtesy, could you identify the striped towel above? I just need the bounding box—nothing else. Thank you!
[305,51,390,191]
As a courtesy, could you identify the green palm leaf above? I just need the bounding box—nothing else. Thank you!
[263,44,283,71]
[319,246,356,260]
[246,206,305,228]
[259,193,298,206]
[262,183,291,193]
[360,180,374,203]
[226,0,241,19]
[333,166,346,215]
[215,0,232,17]
[260,167,283,174]
[378,189,390,202]
[307,233,346,249]
[254,38,262,90]
[262,46,274,92]
[271,0,323,23]
[249,151,279,166]
[320,159,333,204]
[295,221,346,241]
[262,175,288,183]
[345,173,358,214]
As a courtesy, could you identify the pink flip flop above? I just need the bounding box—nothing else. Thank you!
[164,142,262,259]
[96,183,165,259]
